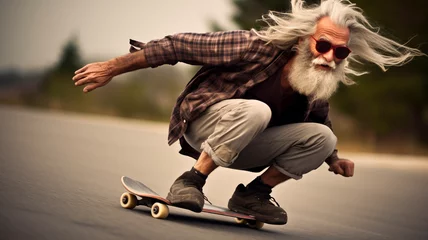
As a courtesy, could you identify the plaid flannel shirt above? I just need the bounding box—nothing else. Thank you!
[129,30,339,165]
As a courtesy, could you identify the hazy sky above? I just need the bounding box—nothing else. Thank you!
[0,0,237,71]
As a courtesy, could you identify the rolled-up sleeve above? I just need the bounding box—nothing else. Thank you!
[130,31,252,68]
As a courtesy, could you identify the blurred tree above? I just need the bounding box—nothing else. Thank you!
[217,0,427,149]
[332,0,428,146]
[37,35,88,110]
[55,35,83,74]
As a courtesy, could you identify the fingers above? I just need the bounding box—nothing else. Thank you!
[74,73,98,87]
[75,65,88,74]
[345,162,355,177]
[72,72,87,82]
[83,83,101,93]
[72,62,111,93]
[73,64,92,83]
[74,76,90,86]
[336,163,354,177]
[329,159,355,178]
[329,165,344,175]
[335,167,345,176]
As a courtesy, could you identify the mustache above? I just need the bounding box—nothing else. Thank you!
[311,57,336,69]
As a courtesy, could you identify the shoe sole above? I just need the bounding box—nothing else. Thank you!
[228,201,287,225]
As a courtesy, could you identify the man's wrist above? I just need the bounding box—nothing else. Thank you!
[107,51,148,77]
[325,156,339,165]
[325,149,339,165]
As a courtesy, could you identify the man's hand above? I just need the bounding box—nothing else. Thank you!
[72,62,114,93]
[328,158,355,177]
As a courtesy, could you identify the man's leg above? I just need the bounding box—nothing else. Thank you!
[167,99,272,212]
[227,123,337,224]
[194,151,217,175]
[166,151,217,212]
[260,166,291,187]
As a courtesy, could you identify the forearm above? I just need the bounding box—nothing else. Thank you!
[107,50,149,77]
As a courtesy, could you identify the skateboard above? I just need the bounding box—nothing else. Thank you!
[120,176,264,229]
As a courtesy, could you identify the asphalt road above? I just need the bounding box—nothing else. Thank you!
[1,105,427,240]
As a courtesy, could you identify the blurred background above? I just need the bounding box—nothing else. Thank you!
[1,0,427,156]
[1,1,427,239]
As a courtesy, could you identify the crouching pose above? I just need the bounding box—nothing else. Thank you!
[73,0,424,224]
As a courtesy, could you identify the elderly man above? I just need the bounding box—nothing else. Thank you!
[72,0,424,225]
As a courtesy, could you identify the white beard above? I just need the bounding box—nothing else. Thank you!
[288,39,346,102]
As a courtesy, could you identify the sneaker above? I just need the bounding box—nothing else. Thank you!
[166,171,205,212]
[228,184,287,224]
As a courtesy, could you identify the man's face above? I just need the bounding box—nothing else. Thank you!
[310,16,350,69]
[288,17,350,101]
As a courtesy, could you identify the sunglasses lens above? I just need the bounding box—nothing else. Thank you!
[335,47,351,59]
[315,41,331,53]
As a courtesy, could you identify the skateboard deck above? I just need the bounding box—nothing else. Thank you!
[120,176,264,229]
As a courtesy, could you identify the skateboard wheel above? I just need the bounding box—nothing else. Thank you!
[120,192,138,209]
[234,218,247,225]
[151,202,169,219]
[247,220,264,229]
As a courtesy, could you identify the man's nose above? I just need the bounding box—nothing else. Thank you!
[322,49,335,62]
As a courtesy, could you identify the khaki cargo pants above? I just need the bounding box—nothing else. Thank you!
[184,99,337,179]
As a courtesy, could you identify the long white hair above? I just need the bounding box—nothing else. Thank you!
[254,0,426,85]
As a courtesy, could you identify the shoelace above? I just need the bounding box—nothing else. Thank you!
[181,179,211,204]
[204,195,213,205]
[269,197,280,207]
[256,193,281,207]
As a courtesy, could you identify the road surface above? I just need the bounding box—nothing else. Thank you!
[1,106,427,240]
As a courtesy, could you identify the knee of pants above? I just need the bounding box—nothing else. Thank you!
[207,100,271,167]
[303,123,337,170]
[310,123,337,150]
[270,123,338,179]
[235,100,272,131]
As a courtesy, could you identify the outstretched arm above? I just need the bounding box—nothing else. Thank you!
[72,50,149,93]
[72,30,253,93]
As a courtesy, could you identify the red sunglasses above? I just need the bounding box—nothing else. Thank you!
[311,36,351,60]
